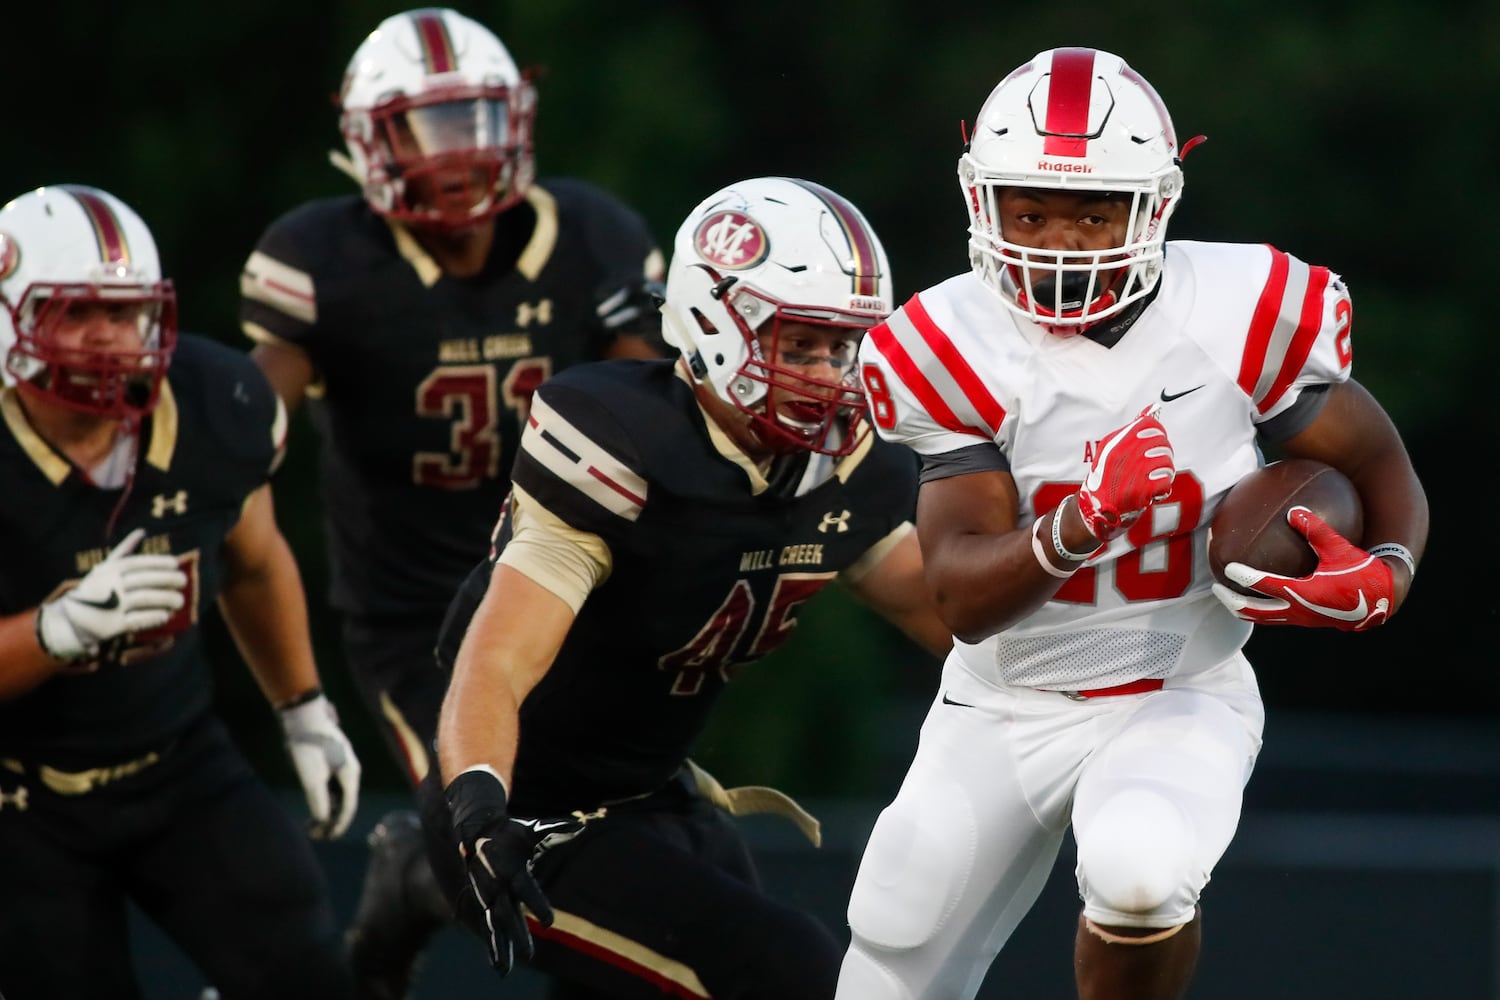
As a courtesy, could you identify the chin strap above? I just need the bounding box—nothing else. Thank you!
[328,149,361,184]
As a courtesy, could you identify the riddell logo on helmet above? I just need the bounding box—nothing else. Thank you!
[1036,161,1094,173]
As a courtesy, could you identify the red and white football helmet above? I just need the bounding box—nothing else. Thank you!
[339,8,537,229]
[0,185,177,419]
[661,177,892,457]
[960,47,1186,334]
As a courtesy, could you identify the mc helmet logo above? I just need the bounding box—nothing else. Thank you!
[694,211,768,270]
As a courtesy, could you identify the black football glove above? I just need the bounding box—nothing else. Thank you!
[444,768,586,975]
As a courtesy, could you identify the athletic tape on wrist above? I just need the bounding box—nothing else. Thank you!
[1032,515,1076,579]
[1367,542,1416,579]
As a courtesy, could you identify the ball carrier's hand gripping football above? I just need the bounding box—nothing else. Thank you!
[1212,506,1393,631]
[1076,406,1177,542]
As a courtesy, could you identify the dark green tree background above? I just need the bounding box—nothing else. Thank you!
[5,2,1491,796]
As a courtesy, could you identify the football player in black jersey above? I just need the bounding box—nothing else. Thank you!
[236,9,666,996]
[0,186,362,998]
[425,176,953,999]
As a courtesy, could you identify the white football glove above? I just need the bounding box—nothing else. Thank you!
[35,527,187,661]
[278,692,362,839]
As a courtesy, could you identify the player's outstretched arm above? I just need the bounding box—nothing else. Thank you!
[842,526,953,658]
[219,484,361,837]
[437,564,576,975]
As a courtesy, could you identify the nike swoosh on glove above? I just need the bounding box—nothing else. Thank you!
[1077,406,1177,541]
[35,527,187,661]
[279,692,362,838]
[1211,506,1393,631]
[446,769,589,976]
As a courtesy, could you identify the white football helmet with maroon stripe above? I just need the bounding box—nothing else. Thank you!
[339,8,536,228]
[960,48,1185,333]
[0,185,176,418]
[661,176,892,457]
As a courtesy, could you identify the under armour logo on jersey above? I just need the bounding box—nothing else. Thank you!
[818,510,852,533]
[152,491,188,517]
[516,300,553,327]
[0,786,28,812]
[694,210,768,269]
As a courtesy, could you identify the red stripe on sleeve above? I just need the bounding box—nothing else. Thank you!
[1043,48,1096,158]
[866,321,974,437]
[1257,266,1332,414]
[1237,246,1290,399]
[903,295,1007,435]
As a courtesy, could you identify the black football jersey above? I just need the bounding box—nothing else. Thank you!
[437,360,919,816]
[240,181,662,618]
[0,336,282,765]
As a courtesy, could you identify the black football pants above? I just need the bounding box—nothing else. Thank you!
[0,716,350,1000]
[342,615,446,789]
[419,770,844,999]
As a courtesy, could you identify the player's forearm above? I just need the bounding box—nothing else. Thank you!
[437,670,521,792]
[0,610,62,701]
[218,537,322,707]
[923,522,1075,643]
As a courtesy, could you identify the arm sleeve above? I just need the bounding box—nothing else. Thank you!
[495,485,613,613]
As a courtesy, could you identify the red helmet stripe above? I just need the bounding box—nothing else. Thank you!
[790,179,881,298]
[1042,48,1097,158]
[62,186,129,267]
[412,9,457,75]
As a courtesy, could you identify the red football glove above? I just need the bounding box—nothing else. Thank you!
[1211,506,1393,631]
[1077,406,1176,541]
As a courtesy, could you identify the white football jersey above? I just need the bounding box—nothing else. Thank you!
[860,240,1354,690]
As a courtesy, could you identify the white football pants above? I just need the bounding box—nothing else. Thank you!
[836,652,1264,1000]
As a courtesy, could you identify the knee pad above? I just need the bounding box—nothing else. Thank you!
[1076,788,1194,920]
[846,774,975,951]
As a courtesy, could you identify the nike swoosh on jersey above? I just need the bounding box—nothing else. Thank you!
[941,692,974,708]
[1159,384,1205,402]
[1286,588,1370,622]
[71,591,121,611]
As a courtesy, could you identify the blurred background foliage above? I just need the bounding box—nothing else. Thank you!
[4,2,1492,797]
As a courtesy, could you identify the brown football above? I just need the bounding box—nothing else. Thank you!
[1208,459,1363,593]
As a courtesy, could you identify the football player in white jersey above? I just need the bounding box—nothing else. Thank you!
[837,47,1428,1000]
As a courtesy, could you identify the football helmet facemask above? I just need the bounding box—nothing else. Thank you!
[339,8,537,229]
[661,177,892,458]
[0,185,177,420]
[960,47,1186,334]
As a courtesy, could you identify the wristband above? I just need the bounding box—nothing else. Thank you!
[1052,495,1101,562]
[1031,516,1076,579]
[1366,542,1416,579]
[275,686,324,712]
[445,765,511,840]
